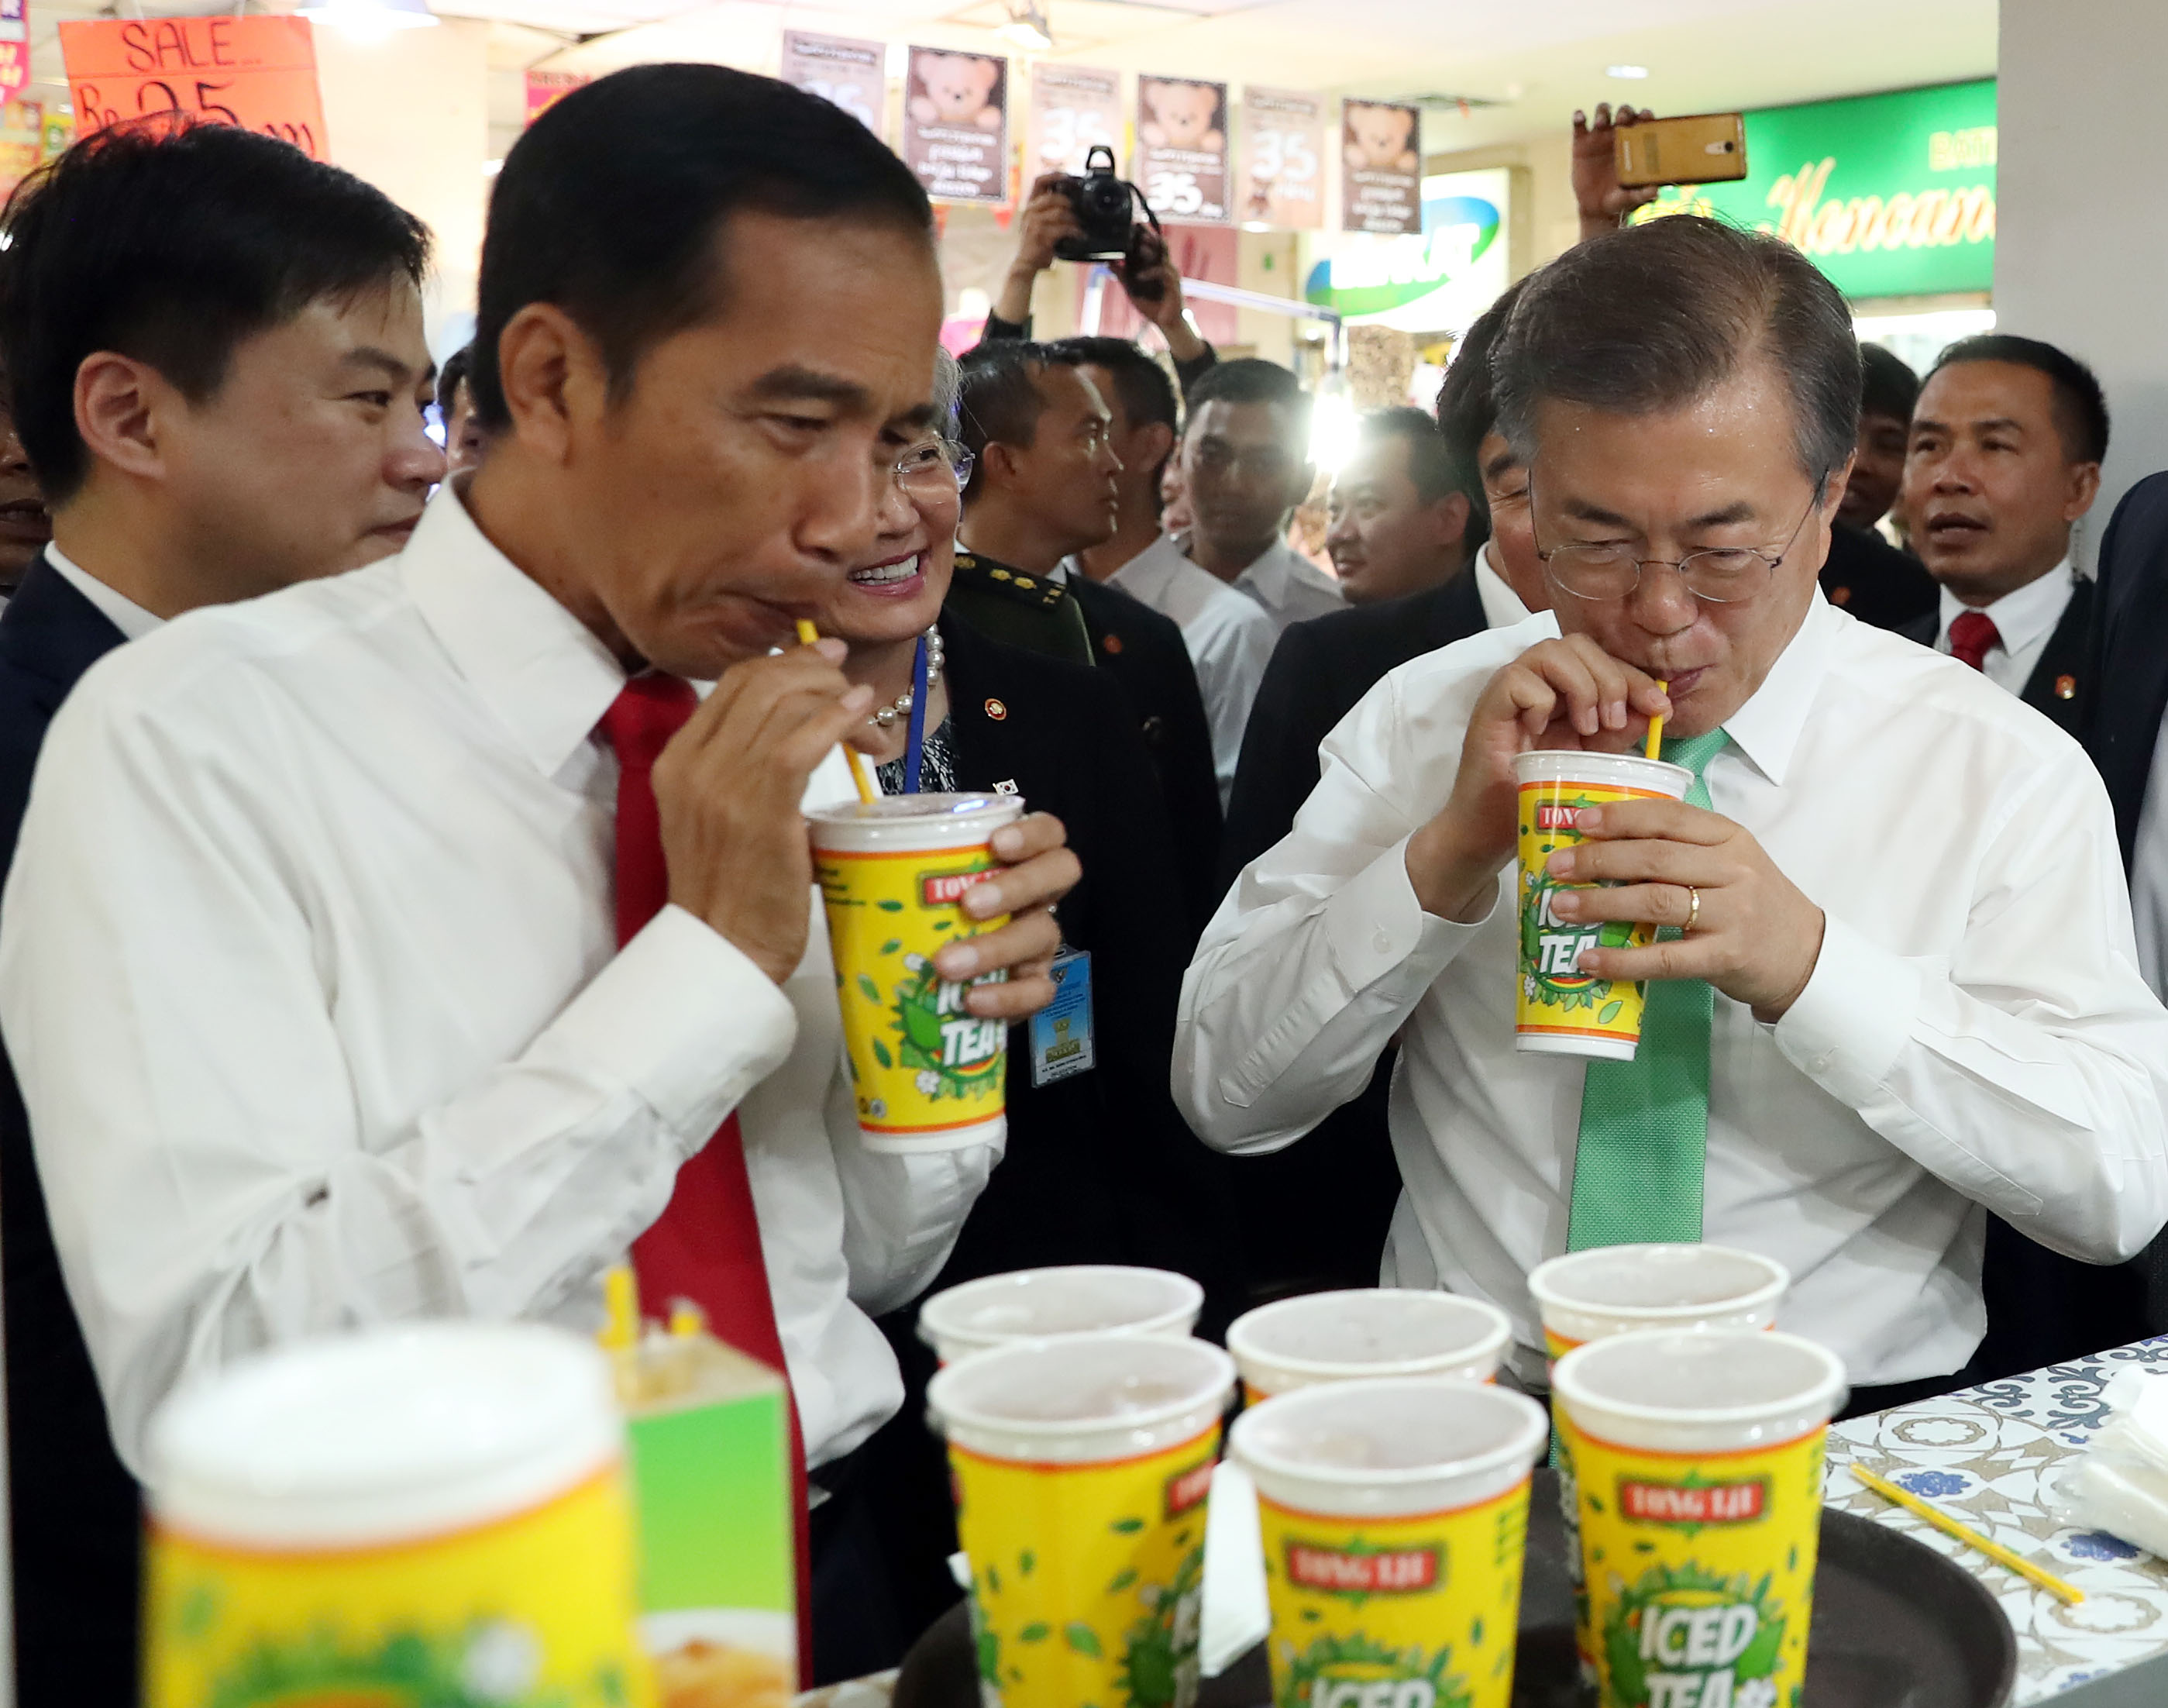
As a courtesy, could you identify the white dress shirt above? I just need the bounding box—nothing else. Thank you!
[1112,533,1280,808]
[1932,560,2076,697]
[1177,594,2168,1390]
[2133,706,2168,1000]
[1474,544,1532,632]
[0,487,998,1473]
[1232,538,1347,630]
[45,544,162,642]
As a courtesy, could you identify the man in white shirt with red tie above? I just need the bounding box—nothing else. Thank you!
[1177,215,2168,1412]
[0,66,1079,1681]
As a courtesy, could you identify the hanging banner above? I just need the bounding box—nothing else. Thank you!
[1241,86,1324,229]
[1027,63,1120,179]
[523,69,587,127]
[60,16,328,159]
[780,31,886,139]
[902,46,1008,205]
[1633,78,1996,299]
[1135,75,1229,223]
[1304,169,1512,332]
[1340,98,1421,234]
[0,0,28,102]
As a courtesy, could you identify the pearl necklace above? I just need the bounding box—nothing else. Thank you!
[870,625,944,728]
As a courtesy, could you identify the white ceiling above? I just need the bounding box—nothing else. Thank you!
[17,0,1999,160]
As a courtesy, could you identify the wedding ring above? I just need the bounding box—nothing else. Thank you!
[1685,885,1702,933]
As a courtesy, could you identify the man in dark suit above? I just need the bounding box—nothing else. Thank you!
[1215,291,1545,1300]
[1821,342,1940,632]
[0,123,442,1704]
[952,339,1226,933]
[1893,332,2145,1373]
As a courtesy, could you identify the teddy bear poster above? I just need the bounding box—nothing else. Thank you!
[1135,77,1230,223]
[1340,98,1422,235]
[903,46,1010,203]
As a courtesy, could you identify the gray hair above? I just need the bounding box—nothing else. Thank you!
[1492,215,1860,491]
[932,346,962,436]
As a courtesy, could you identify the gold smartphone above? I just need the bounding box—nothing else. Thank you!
[1614,113,1748,188]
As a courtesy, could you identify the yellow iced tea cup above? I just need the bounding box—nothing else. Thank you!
[1528,1244,1789,1366]
[1513,750,1692,1060]
[1230,1376,1548,1708]
[809,792,1024,1153]
[918,1264,1205,1365]
[1227,1289,1512,1406]
[143,1323,652,1708]
[929,1331,1237,1708]
[1552,1329,1846,1708]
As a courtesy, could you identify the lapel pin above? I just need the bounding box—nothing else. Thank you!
[984,698,1008,721]
[993,779,1020,794]
[2056,675,2077,700]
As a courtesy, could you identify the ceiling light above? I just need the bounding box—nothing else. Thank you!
[1606,64,1650,79]
[299,0,439,39]
[996,2,1054,51]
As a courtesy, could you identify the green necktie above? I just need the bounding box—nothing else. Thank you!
[1566,727,1731,1251]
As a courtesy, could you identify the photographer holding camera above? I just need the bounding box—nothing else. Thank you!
[989,169,1217,396]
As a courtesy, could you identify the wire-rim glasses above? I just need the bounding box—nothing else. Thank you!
[1533,476,1829,604]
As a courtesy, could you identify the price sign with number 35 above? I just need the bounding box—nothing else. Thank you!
[60,16,328,160]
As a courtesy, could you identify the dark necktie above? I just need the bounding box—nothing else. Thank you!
[598,673,812,1681]
[1948,609,2000,672]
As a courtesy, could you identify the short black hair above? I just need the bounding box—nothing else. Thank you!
[1185,357,1311,449]
[0,119,430,503]
[1044,336,1178,514]
[1928,332,2109,465]
[1858,342,1919,425]
[474,64,932,430]
[1494,215,1858,490]
[1354,407,1478,514]
[955,339,1072,504]
[1433,275,1530,549]
[439,343,473,417]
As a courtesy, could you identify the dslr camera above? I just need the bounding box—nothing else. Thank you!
[1053,145,1167,301]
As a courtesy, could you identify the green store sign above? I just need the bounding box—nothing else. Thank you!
[1636,77,1995,300]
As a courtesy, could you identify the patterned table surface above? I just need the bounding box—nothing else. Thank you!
[1823,1335,2168,1702]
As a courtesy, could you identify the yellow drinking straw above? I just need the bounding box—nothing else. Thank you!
[1644,680,1668,762]
[1850,1464,2085,1605]
[797,618,878,804]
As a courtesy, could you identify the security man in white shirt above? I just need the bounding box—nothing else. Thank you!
[0,65,1079,1680]
[1177,215,2168,1412]
[1898,334,2108,735]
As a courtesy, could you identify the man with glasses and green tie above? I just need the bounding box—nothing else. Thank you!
[1175,215,2168,1412]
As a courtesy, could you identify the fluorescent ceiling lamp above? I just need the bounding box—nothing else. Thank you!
[1605,64,1650,79]
[997,2,1053,51]
[300,0,439,38]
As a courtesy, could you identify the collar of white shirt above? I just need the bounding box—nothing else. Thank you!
[44,544,163,642]
[400,484,631,780]
[1231,538,1333,604]
[1475,545,1531,630]
[1708,589,1842,788]
[1936,560,2073,659]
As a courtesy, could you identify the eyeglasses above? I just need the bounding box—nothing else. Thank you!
[895,439,974,494]
[1533,477,1827,604]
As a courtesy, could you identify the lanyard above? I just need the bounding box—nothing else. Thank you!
[903,632,931,794]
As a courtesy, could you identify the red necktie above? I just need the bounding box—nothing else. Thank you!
[1948,608,2000,672]
[598,673,814,1683]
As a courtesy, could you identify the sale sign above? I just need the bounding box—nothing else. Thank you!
[1241,87,1324,228]
[61,16,328,160]
[1341,98,1421,234]
[1135,75,1229,224]
[1027,63,1120,179]
[523,69,587,127]
[901,46,1008,204]
[0,0,28,102]
[781,31,886,139]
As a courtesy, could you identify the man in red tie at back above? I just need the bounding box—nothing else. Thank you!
[0,67,1079,1680]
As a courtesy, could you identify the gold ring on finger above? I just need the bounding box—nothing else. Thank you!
[1685,884,1701,933]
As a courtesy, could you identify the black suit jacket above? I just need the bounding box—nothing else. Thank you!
[0,556,143,1706]
[862,614,1243,1638]
[1898,575,2097,736]
[1819,522,1938,633]
[1214,570,1490,1304]
[1222,569,1488,883]
[1065,574,1225,936]
[2089,471,2168,867]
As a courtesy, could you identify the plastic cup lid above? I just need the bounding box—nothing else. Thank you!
[1528,1243,1788,1320]
[1553,1328,1846,1431]
[928,1332,1234,1464]
[1230,1376,1547,1493]
[918,1266,1204,1354]
[1229,1290,1510,1381]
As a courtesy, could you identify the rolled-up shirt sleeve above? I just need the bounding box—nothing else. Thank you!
[1775,756,2168,1263]
[1176,670,1485,1152]
[0,670,798,1472]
